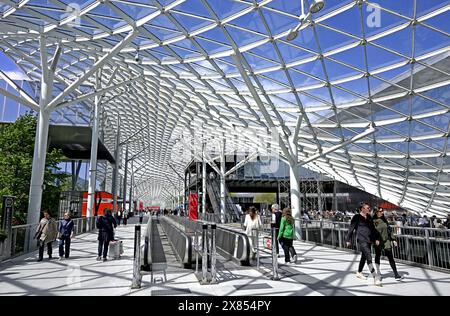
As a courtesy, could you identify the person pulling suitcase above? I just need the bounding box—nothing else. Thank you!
[96,209,117,262]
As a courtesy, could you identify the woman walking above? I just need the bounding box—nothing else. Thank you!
[278,208,297,264]
[373,207,404,281]
[243,206,262,259]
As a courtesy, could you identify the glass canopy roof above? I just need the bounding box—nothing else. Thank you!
[0,0,449,215]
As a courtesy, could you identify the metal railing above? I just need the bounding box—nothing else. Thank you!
[294,218,450,272]
[0,216,98,261]
[169,214,251,265]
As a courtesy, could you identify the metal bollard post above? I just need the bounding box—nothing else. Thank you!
[131,225,142,289]
[201,224,208,284]
[256,228,260,269]
[195,231,199,274]
[271,223,279,280]
[210,224,217,284]
[320,219,324,244]
[338,223,342,248]
[331,222,335,248]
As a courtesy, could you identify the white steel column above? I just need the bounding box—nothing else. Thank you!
[27,109,50,224]
[27,37,53,225]
[86,71,101,218]
[112,118,120,214]
[289,137,301,240]
[202,143,206,215]
[220,139,226,224]
[129,160,134,214]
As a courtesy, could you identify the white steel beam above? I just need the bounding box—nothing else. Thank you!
[0,69,39,109]
[224,151,258,176]
[297,125,377,167]
[46,30,138,110]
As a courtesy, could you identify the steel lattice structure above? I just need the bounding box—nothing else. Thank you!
[0,0,449,216]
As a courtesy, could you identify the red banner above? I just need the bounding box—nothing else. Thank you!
[188,193,198,220]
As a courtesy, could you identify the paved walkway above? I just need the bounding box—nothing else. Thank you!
[1,217,449,296]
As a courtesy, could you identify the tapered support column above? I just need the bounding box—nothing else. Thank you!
[289,137,301,240]
[27,37,53,224]
[333,180,338,212]
[129,160,133,214]
[202,144,206,215]
[290,164,301,240]
[122,145,129,212]
[112,121,120,214]
[220,140,226,224]
[86,72,101,218]
[27,109,50,224]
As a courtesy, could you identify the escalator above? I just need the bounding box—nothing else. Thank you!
[205,175,242,221]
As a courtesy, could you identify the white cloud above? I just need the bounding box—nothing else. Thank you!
[2,70,31,81]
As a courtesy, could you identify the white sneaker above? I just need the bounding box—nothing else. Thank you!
[58,256,63,261]
[374,277,382,287]
[356,272,367,280]
[292,255,297,263]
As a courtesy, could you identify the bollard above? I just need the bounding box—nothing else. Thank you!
[210,224,217,284]
[320,219,324,244]
[131,225,142,289]
[201,224,208,284]
[195,231,199,274]
[255,228,260,269]
[271,223,279,280]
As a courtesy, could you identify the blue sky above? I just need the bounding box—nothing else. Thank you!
[0,0,449,122]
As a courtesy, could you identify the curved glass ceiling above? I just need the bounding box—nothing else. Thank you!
[0,0,449,214]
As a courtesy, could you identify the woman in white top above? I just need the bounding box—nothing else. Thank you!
[244,206,262,258]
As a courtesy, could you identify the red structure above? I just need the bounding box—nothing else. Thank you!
[81,191,114,217]
[188,193,198,220]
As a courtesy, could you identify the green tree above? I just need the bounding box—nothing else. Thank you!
[253,193,276,204]
[0,114,67,224]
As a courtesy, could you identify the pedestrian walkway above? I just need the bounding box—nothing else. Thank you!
[0,219,449,296]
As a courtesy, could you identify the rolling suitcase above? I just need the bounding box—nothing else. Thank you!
[108,240,121,259]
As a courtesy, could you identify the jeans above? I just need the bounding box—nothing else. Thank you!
[59,236,71,258]
[358,242,373,272]
[38,241,52,259]
[374,246,398,275]
[279,237,296,262]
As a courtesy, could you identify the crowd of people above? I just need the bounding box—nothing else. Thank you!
[292,208,450,230]
[241,202,415,286]
[33,209,125,262]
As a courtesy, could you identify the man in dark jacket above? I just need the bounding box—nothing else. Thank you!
[58,212,74,260]
[271,204,282,257]
[96,209,117,261]
[346,202,381,286]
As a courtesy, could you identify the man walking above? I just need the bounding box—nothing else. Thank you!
[346,202,382,286]
[58,212,74,260]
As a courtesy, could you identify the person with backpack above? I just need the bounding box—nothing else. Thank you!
[278,208,297,264]
[271,204,283,257]
[372,207,403,281]
[58,212,74,260]
[96,209,117,262]
[35,211,58,262]
[346,202,382,286]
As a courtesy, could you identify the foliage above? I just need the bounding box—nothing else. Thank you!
[0,113,67,224]
[253,193,276,204]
